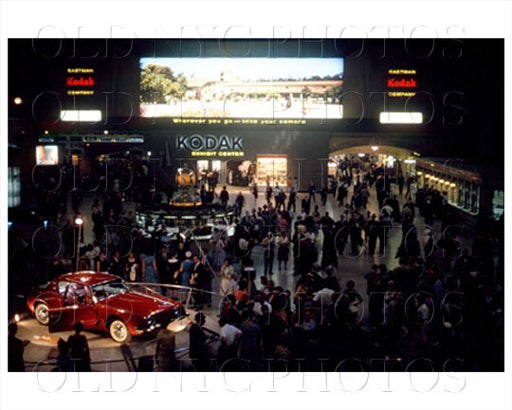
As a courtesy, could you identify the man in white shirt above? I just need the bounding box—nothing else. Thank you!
[313,287,336,307]
[218,318,243,370]
[220,320,242,347]
[253,291,273,317]
[84,245,99,271]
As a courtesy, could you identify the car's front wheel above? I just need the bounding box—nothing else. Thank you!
[35,303,50,325]
[109,319,132,343]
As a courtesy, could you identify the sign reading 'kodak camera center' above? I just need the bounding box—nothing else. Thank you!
[176,134,243,152]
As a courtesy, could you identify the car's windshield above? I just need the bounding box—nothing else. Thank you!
[92,279,131,301]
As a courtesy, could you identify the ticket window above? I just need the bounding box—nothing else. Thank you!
[256,155,287,186]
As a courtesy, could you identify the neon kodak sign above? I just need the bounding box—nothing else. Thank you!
[67,76,95,86]
[387,78,417,88]
[387,69,417,97]
[66,68,95,95]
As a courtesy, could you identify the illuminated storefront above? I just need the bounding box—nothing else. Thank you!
[256,155,288,186]
[416,158,482,216]
[174,130,328,190]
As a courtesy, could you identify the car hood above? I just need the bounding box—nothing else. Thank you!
[101,292,180,318]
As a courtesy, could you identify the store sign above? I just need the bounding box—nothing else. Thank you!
[176,135,243,151]
[388,69,416,75]
[66,68,95,96]
[387,69,417,97]
[387,78,417,88]
[67,77,95,86]
[191,151,244,157]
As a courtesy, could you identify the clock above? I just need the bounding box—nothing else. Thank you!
[176,166,197,186]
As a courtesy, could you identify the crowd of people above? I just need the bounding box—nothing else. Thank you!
[155,160,503,372]
[10,156,503,372]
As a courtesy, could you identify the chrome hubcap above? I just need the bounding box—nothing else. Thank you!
[112,322,126,340]
[37,305,49,323]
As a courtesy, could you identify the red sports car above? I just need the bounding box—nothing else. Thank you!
[27,271,187,343]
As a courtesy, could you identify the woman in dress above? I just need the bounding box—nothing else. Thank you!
[141,252,159,292]
[96,252,108,273]
[219,258,234,296]
[178,251,194,301]
[125,252,138,282]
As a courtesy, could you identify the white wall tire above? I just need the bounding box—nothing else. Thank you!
[35,303,50,325]
[109,319,132,343]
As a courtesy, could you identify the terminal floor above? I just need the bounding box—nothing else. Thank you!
[17,183,473,371]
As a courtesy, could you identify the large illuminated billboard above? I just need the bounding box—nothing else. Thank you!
[139,57,343,120]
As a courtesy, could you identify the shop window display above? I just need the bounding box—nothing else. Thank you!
[256,155,287,186]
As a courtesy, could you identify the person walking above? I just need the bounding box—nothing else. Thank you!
[287,187,297,212]
[365,213,381,256]
[252,181,259,202]
[308,180,316,203]
[235,192,245,217]
[266,183,273,205]
[320,186,328,206]
[262,232,275,276]
[219,186,229,207]
[277,230,290,270]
